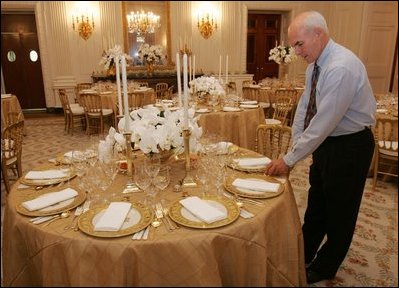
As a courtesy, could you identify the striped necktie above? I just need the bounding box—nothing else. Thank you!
[304,62,320,130]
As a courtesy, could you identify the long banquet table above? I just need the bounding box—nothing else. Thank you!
[3,148,306,287]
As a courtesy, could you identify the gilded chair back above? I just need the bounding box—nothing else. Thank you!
[372,117,398,189]
[155,82,169,99]
[255,124,292,160]
[1,119,24,193]
[272,96,293,125]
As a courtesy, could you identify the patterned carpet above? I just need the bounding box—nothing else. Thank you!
[1,114,398,287]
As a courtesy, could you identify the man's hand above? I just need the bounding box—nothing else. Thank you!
[264,158,290,176]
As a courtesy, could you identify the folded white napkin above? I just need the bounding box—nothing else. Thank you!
[234,157,271,167]
[22,188,79,211]
[1,94,12,98]
[376,109,388,113]
[94,202,132,232]
[214,141,233,154]
[64,150,85,159]
[232,178,280,193]
[196,108,209,113]
[25,169,69,180]
[179,196,227,224]
[240,100,258,105]
[80,89,97,94]
[249,84,261,88]
[223,107,241,112]
[162,99,174,103]
[240,104,259,109]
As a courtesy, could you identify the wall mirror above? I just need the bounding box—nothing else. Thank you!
[122,1,172,67]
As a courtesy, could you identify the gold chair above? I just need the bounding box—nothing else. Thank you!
[242,80,256,87]
[4,111,23,127]
[242,86,259,101]
[255,123,292,160]
[372,117,398,189]
[75,82,93,103]
[59,89,85,135]
[270,95,294,126]
[1,119,24,193]
[80,93,114,135]
[273,89,298,126]
[155,82,169,99]
[226,81,237,94]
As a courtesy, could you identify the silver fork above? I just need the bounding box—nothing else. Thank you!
[160,201,179,230]
[155,203,172,232]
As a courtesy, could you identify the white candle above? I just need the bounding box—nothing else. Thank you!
[192,55,196,80]
[183,54,189,129]
[219,55,222,81]
[225,55,229,84]
[115,55,123,116]
[189,56,192,82]
[121,56,130,132]
[176,52,182,107]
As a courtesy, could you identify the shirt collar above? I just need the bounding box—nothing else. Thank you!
[314,39,334,69]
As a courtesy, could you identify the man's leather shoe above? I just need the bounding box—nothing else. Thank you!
[306,268,334,284]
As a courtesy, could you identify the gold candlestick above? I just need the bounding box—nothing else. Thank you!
[181,129,197,188]
[122,132,140,193]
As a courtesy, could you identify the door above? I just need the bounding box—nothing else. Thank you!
[1,13,46,109]
[247,13,281,82]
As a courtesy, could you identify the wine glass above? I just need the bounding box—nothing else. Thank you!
[144,154,161,197]
[196,161,209,197]
[134,159,152,205]
[153,165,170,194]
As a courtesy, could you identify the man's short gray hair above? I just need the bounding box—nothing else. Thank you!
[302,11,329,34]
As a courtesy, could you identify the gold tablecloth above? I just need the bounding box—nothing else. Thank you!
[3,149,306,287]
[1,94,24,130]
[197,107,265,151]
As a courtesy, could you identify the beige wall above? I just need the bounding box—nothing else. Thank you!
[1,1,397,108]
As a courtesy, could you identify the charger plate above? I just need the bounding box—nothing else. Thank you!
[224,174,284,199]
[15,189,86,217]
[20,169,76,186]
[78,202,153,238]
[168,195,240,229]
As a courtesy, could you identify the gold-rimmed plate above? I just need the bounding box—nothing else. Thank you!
[224,174,284,199]
[15,188,86,217]
[168,195,240,229]
[228,156,268,173]
[78,202,153,238]
[20,169,76,186]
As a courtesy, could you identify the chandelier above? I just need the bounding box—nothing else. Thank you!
[126,11,160,39]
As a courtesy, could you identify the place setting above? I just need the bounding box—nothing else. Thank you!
[77,201,153,238]
[224,174,284,199]
[15,186,86,217]
[167,195,240,229]
[19,165,77,187]
[228,156,271,173]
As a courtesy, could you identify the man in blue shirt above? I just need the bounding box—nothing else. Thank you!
[265,11,376,284]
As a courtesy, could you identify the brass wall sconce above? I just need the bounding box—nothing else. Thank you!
[72,13,94,40]
[197,12,217,39]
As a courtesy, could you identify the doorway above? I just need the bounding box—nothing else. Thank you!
[1,13,46,110]
[247,13,281,82]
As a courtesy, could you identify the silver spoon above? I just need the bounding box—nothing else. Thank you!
[42,211,71,227]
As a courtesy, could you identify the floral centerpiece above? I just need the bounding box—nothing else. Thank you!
[112,106,202,157]
[138,43,165,65]
[268,45,297,65]
[189,75,225,97]
[99,44,132,74]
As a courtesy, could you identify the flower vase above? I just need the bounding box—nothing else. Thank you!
[146,62,155,76]
[146,149,174,164]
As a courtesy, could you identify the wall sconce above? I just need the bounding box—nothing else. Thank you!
[72,4,95,41]
[197,4,217,39]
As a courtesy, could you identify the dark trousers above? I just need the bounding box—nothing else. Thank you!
[303,127,375,277]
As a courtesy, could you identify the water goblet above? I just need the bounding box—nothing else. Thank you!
[153,165,170,194]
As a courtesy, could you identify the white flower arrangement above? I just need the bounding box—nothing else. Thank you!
[113,106,202,155]
[189,76,225,97]
[268,45,297,65]
[138,43,165,65]
[99,44,132,70]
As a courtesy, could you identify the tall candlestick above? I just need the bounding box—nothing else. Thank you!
[219,55,222,81]
[189,56,192,82]
[183,54,189,129]
[115,55,123,116]
[121,55,130,132]
[192,55,196,80]
[176,52,182,107]
[225,55,229,84]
